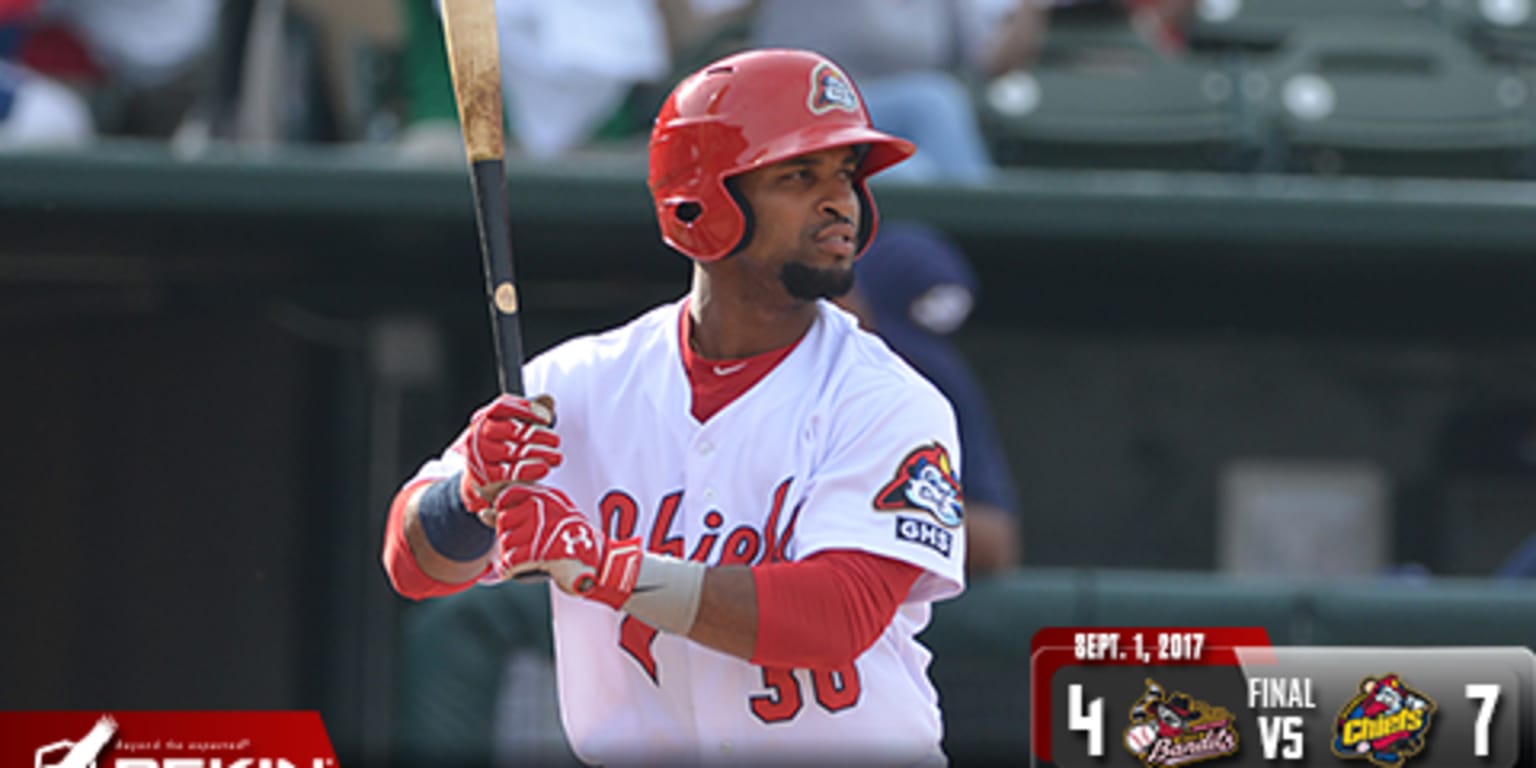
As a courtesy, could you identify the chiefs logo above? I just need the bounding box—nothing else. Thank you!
[807,61,859,115]
[874,443,963,527]
[1332,674,1437,767]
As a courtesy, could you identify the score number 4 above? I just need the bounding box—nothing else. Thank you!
[1068,685,1105,756]
[1066,683,1503,759]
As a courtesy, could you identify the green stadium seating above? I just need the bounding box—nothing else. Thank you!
[979,24,1252,171]
[1248,18,1536,177]
[1189,0,1434,53]
[1433,0,1536,66]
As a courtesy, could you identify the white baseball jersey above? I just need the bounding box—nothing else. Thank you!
[411,298,967,766]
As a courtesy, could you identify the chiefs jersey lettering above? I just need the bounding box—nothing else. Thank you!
[600,478,802,566]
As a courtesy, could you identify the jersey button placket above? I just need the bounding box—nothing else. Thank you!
[685,431,719,547]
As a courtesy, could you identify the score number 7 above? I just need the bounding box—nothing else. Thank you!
[1466,684,1500,758]
[1068,684,1105,756]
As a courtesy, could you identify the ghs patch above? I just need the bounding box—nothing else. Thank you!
[874,443,963,528]
[1123,678,1241,768]
[807,61,859,115]
[894,516,952,557]
[1331,674,1436,768]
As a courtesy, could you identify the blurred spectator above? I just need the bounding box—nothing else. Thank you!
[0,2,31,69]
[0,0,218,148]
[1051,0,1197,55]
[0,58,93,148]
[1126,0,1197,54]
[59,0,220,94]
[837,220,1023,574]
[494,0,669,159]
[395,0,459,159]
[744,0,1047,183]
[0,0,90,148]
[399,0,670,161]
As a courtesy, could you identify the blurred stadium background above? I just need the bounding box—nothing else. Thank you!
[3,0,1536,765]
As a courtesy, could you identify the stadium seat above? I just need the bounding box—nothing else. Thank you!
[1247,18,1536,177]
[1189,0,1434,53]
[1433,0,1536,65]
[979,23,1252,171]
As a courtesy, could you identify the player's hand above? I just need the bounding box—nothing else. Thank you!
[459,394,561,515]
[491,484,642,609]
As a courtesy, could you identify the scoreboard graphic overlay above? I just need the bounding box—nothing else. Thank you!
[1032,627,1536,768]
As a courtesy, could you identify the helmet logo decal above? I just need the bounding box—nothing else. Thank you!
[807,62,859,115]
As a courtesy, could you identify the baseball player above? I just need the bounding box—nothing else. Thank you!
[383,48,967,765]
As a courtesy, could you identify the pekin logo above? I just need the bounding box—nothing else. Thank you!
[113,761,328,767]
[15,712,336,768]
[36,715,116,768]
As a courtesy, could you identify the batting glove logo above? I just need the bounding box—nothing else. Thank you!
[560,525,595,557]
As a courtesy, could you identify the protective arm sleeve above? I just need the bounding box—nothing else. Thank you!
[750,549,923,669]
[382,477,485,600]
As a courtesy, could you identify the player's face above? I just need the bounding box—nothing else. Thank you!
[731,146,863,301]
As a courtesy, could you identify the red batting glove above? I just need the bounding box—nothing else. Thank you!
[459,394,562,513]
[492,484,643,609]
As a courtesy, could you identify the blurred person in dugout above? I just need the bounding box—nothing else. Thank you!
[1050,0,1198,54]
[837,220,1022,573]
[0,0,217,149]
[672,0,1048,183]
[397,0,672,161]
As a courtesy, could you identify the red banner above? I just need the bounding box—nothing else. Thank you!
[0,711,336,768]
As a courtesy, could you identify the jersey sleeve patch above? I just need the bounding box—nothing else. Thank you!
[873,442,964,528]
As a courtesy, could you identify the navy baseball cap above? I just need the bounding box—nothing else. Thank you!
[855,220,1020,515]
[855,220,978,342]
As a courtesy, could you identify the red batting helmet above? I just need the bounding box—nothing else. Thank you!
[647,48,916,262]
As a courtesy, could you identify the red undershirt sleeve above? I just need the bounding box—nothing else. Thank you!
[382,477,483,600]
[750,549,924,669]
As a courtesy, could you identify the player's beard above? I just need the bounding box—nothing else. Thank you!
[780,261,855,301]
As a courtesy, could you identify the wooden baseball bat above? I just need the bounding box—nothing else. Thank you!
[441,0,525,396]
